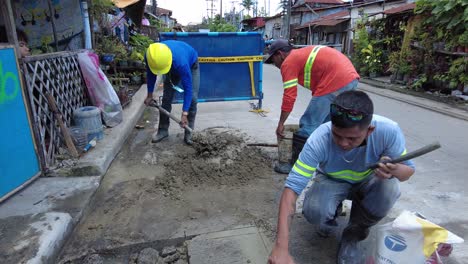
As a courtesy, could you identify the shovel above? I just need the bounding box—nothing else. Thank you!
[147,99,193,133]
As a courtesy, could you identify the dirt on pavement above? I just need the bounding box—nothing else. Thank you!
[156,127,273,200]
[57,108,285,263]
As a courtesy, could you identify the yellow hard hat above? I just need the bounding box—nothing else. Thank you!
[146,43,172,75]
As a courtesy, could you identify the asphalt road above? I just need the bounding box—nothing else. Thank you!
[260,64,468,263]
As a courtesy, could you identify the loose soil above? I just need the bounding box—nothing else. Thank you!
[156,127,273,200]
[57,108,285,263]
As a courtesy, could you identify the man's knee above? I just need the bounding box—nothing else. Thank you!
[363,178,401,218]
[302,196,321,224]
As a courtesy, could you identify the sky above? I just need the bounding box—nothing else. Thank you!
[153,0,282,25]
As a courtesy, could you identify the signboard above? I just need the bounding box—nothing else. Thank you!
[0,46,40,202]
[159,32,264,106]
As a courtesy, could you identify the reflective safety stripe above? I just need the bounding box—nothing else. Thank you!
[327,169,373,182]
[303,46,324,89]
[292,160,316,178]
[283,78,298,89]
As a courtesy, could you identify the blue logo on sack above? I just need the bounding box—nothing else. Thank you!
[384,234,407,252]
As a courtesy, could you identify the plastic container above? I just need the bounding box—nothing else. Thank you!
[277,124,299,163]
[73,106,103,142]
[69,126,88,150]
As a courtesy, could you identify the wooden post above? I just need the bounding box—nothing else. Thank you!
[46,93,80,158]
[47,0,60,51]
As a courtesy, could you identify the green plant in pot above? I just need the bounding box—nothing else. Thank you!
[361,43,382,77]
[448,58,467,90]
[130,71,142,84]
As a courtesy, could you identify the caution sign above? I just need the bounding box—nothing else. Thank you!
[198,55,264,63]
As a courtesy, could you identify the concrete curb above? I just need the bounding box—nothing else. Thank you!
[56,87,147,177]
[359,79,468,122]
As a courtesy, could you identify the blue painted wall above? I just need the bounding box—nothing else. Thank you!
[0,47,40,199]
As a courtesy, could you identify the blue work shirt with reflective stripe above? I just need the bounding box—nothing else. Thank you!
[285,115,415,195]
[146,40,198,111]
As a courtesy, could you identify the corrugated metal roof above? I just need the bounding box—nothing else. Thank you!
[297,10,349,29]
[305,0,344,4]
[383,3,416,15]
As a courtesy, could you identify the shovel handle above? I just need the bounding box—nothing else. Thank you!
[148,100,193,133]
[367,142,441,169]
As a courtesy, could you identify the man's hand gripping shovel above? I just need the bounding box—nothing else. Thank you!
[147,99,193,133]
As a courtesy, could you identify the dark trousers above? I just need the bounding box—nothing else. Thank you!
[158,62,200,130]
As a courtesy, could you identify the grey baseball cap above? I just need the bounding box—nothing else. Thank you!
[264,39,291,63]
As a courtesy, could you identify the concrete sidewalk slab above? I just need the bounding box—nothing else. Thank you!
[0,212,72,264]
[54,86,147,177]
[0,176,99,219]
[187,226,271,264]
[359,80,468,122]
[0,176,99,264]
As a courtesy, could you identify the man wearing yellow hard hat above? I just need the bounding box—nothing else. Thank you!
[144,40,199,145]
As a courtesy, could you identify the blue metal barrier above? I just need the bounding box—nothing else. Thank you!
[159,32,264,107]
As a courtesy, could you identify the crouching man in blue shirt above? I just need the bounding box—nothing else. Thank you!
[144,40,200,145]
[268,90,415,264]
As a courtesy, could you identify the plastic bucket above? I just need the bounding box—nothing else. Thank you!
[73,106,103,142]
[277,124,299,163]
[69,126,88,150]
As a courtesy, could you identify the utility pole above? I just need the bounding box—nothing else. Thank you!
[281,0,291,39]
[152,0,157,16]
[286,0,291,39]
[220,0,223,18]
[206,0,216,20]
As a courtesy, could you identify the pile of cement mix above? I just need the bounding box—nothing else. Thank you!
[155,127,272,199]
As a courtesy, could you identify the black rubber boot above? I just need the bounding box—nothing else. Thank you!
[274,162,292,174]
[290,133,308,165]
[337,201,383,264]
[152,129,169,143]
[184,112,196,145]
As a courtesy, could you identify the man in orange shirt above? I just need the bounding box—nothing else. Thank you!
[265,39,360,174]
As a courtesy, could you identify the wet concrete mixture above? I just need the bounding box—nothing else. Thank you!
[57,108,285,264]
[156,127,273,200]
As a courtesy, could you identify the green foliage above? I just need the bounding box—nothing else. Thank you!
[95,35,127,61]
[415,0,467,41]
[410,74,427,90]
[352,16,370,75]
[208,15,237,32]
[387,51,401,74]
[361,43,382,74]
[241,0,254,16]
[129,34,153,59]
[447,58,468,89]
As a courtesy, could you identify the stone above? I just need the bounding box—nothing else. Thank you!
[83,254,104,264]
[163,252,180,263]
[161,246,177,257]
[138,247,160,264]
[129,252,139,264]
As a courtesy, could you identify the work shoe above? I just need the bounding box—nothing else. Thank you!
[337,227,364,264]
[184,130,193,145]
[274,162,292,174]
[152,129,168,143]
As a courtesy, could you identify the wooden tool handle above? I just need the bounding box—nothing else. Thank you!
[46,93,79,158]
[367,142,441,169]
[148,100,193,133]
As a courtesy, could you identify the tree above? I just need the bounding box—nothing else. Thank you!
[209,14,237,32]
[241,0,254,16]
